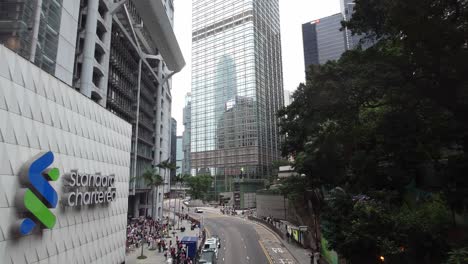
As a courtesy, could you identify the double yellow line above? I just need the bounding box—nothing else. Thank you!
[259,241,273,264]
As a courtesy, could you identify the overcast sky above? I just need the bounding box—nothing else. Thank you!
[171,0,341,135]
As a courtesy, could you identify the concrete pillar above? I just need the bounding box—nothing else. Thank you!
[29,0,42,62]
[80,0,99,98]
[133,194,140,218]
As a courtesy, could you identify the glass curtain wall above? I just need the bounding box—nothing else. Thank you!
[191,0,283,194]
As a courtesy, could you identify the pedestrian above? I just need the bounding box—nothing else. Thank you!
[286,232,290,243]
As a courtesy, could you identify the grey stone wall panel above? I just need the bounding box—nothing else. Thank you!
[0,46,132,264]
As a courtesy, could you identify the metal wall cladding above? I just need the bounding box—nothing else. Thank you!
[0,45,132,264]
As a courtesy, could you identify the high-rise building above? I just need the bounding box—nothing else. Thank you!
[176,136,183,176]
[170,118,177,179]
[0,0,185,219]
[0,0,77,84]
[182,92,192,174]
[302,0,369,69]
[191,0,284,195]
[284,90,294,107]
[302,13,347,68]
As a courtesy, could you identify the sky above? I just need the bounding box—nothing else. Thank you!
[171,0,341,135]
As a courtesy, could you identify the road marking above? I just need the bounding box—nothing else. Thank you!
[259,241,273,264]
[205,226,212,238]
[272,248,284,254]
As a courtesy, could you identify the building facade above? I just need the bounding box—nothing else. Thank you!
[182,92,192,174]
[302,13,347,68]
[0,0,78,86]
[176,136,183,176]
[302,0,369,69]
[284,90,293,107]
[0,0,185,220]
[0,45,132,264]
[170,118,177,179]
[191,0,284,196]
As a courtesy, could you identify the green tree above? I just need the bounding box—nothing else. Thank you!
[141,168,164,218]
[185,175,212,200]
[446,247,468,264]
[131,167,163,259]
[277,1,467,261]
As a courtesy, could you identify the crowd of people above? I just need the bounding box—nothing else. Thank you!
[126,215,195,264]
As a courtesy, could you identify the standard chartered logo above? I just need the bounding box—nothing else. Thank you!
[17,151,59,235]
[15,151,117,236]
[63,171,116,206]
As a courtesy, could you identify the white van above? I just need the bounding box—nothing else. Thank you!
[203,237,220,258]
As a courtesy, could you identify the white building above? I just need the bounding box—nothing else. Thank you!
[0,0,185,220]
[0,45,132,263]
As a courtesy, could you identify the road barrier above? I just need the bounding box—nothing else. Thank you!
[247,216,285,239]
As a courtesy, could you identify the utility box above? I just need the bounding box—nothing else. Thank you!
[181,236,198,259]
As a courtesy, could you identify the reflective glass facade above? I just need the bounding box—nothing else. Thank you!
[191,0,284,186]
[302,13,347,67]
[0,0,63,75]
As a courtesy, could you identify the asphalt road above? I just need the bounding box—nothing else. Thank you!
[165,201,298,264]
[201,209,270,264]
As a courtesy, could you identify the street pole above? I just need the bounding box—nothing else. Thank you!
[131,58,142,198]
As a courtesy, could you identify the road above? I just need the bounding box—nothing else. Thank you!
[165,200,299,264]
[201,209,270,263]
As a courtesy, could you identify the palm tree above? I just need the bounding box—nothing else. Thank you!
[157,159,171,212]
[165,162,179,226]
[141,168,164,219]
[130,168,164,218]
[175,173,188,229]
[131,167,163,259]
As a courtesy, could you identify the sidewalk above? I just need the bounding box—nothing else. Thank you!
[250,217,314,264]
[125,212,202,264]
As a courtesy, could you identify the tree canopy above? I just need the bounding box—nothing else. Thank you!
[185,175,212,200]
[278,0,468,263]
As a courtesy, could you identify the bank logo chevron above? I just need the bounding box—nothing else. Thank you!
[17,151,60,235]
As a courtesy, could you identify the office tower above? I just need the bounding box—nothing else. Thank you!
[302,0,370,69]
[176,136,183,176]
[170,117,177,179]
[106,0,184,219]
[191,0,284,194]
[284,90,294,107]
[302,13,347,68]
[182,92,192,174]
[0,0,77,84]
[0,0,185,219]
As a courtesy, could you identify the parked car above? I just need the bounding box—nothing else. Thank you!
[195,207,204,213]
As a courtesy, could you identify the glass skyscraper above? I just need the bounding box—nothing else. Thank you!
[302,0,371,69]
[302,13,347,68]
[191,0,284,190]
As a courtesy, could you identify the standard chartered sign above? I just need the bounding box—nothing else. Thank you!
[63,171,117,206]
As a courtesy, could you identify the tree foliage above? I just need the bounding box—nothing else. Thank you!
[278,0,468,262]
[185,175,212,200]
